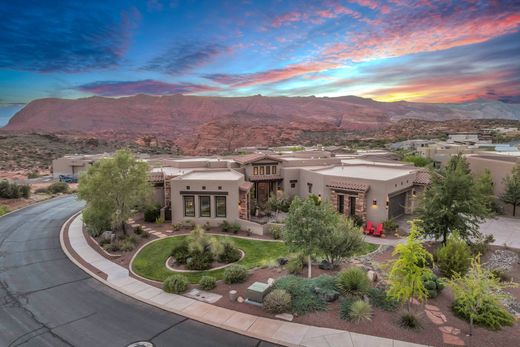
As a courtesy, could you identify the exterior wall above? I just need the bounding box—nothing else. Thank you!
[171,177,242,226]
[280,167,300,197]
[52,157,93,178]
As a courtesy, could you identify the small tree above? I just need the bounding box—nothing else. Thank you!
[387,221,433,313]
[447,255,517,337]
[318,216,364,267]
[78,150,152,234]
[283,197,337,278]
[500,162,520,216]
[475,169,498,213]
[417,154,491,244]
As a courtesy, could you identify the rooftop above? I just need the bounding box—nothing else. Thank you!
[315,165,414,181]
[175,170,243,181]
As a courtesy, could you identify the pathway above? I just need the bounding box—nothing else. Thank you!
[479,216,520,249]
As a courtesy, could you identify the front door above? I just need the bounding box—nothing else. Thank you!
[257,182,270,206]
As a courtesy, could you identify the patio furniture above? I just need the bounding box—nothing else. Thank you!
[364,221,375,235]
[373,223,384,237]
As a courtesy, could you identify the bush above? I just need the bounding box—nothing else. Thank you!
[312,275,340,302]
[48,182,69,194]
[367,287,399,311]
[348,215,364,228]
[452,299,515,330]
[422,273,444,298]
[273,275,331,315]
[34,187,49,194]
[134,225,144,235]
[163,274,189,294]
[0,180,30,199]
[0,205,9,217]
[221,220,240,233]
[120,240,134,252]
[340,297,356,320]
[186,250,214,270]
[270,225,284,240]
[285,254,305,274]
[218,240,241,263]
[469,234,495,256]
[490,268,512,282]
[18,184,31,198]
[223,264,247,284]
[263,289,292,314]
[436,234,471,278]
[349,300,373,323]
[103,240,121,252]
[144,204,161,223]
[171,240,190,264]
[199,276,217,290]
[382,219,399,233]
[336,268,370,297]
[400,313,422,330]
[155,216,165,224]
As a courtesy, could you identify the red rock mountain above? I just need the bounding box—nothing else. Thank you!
[5,94,520,154]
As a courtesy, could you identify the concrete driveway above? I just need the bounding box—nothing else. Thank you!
[479,216,520,249]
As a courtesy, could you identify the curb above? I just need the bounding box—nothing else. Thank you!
[60,213,294,347]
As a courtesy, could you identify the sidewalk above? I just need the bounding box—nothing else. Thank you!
[61,214,430,347]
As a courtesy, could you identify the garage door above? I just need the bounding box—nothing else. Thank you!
[388,192,406,219]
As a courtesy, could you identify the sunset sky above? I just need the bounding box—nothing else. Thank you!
[1,0,519,121]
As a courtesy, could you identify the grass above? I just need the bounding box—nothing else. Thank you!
[132,235,378,283]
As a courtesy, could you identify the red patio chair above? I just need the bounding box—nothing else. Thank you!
[363,221,375,235]
[373,223,384,237]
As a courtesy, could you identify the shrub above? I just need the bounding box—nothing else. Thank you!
[312,275,340,302]
[134,225,144,235]
[348,215,364,228]
[155,216,165,224]
[48,182,69,194]
[452,298,515,330]
[382,219,399,233]
[270,225,284,240]
[34,187,49,194]
[490,268,512,282]
[273,275,330,315]
[144,204,161,223]
[120,240,134,252]
[218,240,241,263]
[171,240,190,265]
[27,171,39,179]
[400,313,422,330]
[285,254,305,274]
[163,274,189,294]
[339,297,356,320]
[422,273,444,298]
[199,276,217,290]
[0,205,9,217]
[223,264,247,284]
[221,221,240,233]
[0,180,31,199]
[367,287,399,311]
[469,234,495,256]
[336,268,370,297]
[103,241,121,252]
[263,289,292,314]
[186,250,214,270]
[349,300,373,323]
[436,234,471,278]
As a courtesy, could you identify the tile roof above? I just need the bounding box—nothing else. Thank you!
[327,181,369,192]
[247,174,284,181]
[234,153,282,164]
[239,182,253,191]
[413,171,431,185]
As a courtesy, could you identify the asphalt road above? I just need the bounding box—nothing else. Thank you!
[0,196,279,347]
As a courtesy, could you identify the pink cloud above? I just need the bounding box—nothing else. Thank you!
[77,80,220,96]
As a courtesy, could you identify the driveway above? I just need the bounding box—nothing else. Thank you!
[479,216,520,249]
[0,196,278,347]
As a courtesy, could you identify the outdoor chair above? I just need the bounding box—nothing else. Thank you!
[363,221,375,235]
[373,223,384,237]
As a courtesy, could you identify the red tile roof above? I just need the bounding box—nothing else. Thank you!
[413,171,431,185]
[239,182,253,191]
[234,153,282,164]
[327,181,369,192]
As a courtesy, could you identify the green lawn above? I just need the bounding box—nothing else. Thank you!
[132,235,379,283]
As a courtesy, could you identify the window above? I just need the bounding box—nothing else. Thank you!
[186,186,190,190]
[202,186,206,190]
[259,166,265,175]
[266,166,271,175]
[272,166,277,174]
[218,186,222,190]
[291,183,296,188]
[307,183,313,193]
[199,196,211,217]
[253,166,258,175]
[215,196,226,218]
[337,194,344,214]
[184,196,195,217]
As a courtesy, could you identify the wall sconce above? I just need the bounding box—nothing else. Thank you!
[372,200,377,207]
[412,190,416,197]
[385,199,389,209]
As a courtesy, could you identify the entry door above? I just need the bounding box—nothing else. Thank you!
[389,192,406,219]
[257,182,270,205]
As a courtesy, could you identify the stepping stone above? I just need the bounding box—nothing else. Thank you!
[275,313,294,321]
[425,304,440,311]
[425,310,446,325]
[442,333,465,346]
[440,326,461,335]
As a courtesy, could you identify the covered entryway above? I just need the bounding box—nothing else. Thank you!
[388,192,406,219]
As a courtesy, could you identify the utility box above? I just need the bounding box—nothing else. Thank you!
[246,282,270,303]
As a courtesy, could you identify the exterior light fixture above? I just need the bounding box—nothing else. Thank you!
[372,200,377,207]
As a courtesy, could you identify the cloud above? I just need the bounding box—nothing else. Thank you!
[271,2,361,28]
[0,2,140,73]
[144,42,229,75]
[204,61,340,87]
[76,80,219,96]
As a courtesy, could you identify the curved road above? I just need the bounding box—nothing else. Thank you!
[0,196,279,347]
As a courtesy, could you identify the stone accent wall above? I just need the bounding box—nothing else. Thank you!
[330,189,367,221]
[355,192,367,222]
[405,190,413,214]
[239,191,249,220]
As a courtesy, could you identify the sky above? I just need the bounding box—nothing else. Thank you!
[1,0,520,123]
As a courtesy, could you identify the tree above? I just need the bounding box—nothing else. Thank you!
[417,154,491,244]
[403,155,432,168]
[283,197,337,278]
[318,216,365,267]
[500,162,520,216]
[447,255,517,337]
[387,221,433,313]
[475,169,498,213]
[78,150,152,234]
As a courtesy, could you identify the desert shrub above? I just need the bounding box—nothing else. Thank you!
[311,275,340,302]
[263,289,292,314]
[127,234,139,244]
[367,287,400,311]
[120,240,134,252]
[220,221,230,232]
[34,187,49,194]
[490,268,512,282]
[422,273,444,298]
[27,171,39,179]
[223,264,247,284]
[382,219,399,233]
[453,299,515,330]
[336,267,370,297]
[134,225,144,235]
[155,216,165,224]
[218,239,241,263]
[220,221,241,233]
[0,180,31,199]
[144,204,161,223]
[469,234,495,256]
[48,182,69,194]
[103,240,121,252]
[270,224,284,240]
[171,240,190,265]
[349,300,373,323]
[285,253,305,274]
[186,250,214,270]
[273,275,329,315]
[0,205,9,217]
[339,297,356,320]
[436,234,471,278]
[199,276,217,290]
[400,313,422,329]
[163,274,189,294]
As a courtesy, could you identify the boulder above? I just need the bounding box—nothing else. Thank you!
[100,231,113,242]
[275,313,294,321]
[277,257,288,266]
[318,260,334,270]
[229,290,238,302]
[367,270,378,282]
[267,278,275,286]
[237,296,244,303]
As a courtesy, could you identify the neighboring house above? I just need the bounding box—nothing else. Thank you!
[51,154,111,179]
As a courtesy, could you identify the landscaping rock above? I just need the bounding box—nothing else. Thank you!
[277,257,288,266]
[267,278,275,286]
[275,313,294,321]
[318,260,334,270]
[100,230,113,242]
[229,290,238,302]
[237,296,244,303]
[485,250,519,271]
[367,270,378,282]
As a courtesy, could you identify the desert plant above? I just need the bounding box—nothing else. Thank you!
[0,180,31,199]
[399,313,422,329]
[270,224,283,240]
[422,273,444,298]
[436,233,471,278]
[163,274,189,294]
[382,219,399,233]
[223,264,247,284]
[336,267,370,297]
[48,182,69,194]
[273,275,328,315]
[348,300,373,323]
[34,187,49,194]
[469,234,495,256]
[263,289,292,314]
[120,239,134,252]
[103,240,121,252]
[367,287,400,311]
[199,276,217,290]
[339,297,356,320]
[285,253,305,274]
[171,240,190,265]
[318,217,365,267]
[217,239,241,263]
[186,250,214,270]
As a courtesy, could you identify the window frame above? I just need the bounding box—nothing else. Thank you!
[215,196,227,218]
[183,195,195,217]
[253,166,258,175]
[199,195,211,217]
[266,165,271,175]
[272,165,277,174]
[259,166,265,175]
